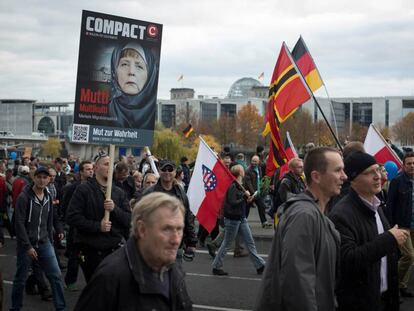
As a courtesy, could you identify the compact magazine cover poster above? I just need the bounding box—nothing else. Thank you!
[72,10,162,146]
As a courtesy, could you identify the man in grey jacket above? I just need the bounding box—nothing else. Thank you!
[255,147,347,311]
[11,167,65,311]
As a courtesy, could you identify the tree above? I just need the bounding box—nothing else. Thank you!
[313,120,335,146]
[376,123,391,141]
[41,138,62,158]
[151,128,189,163]
[236,104,264,148]
[213,114,237,146]
[349,123,368,142]
[187,135,221,160]
[280,109,315,147]
[392,112,414,145]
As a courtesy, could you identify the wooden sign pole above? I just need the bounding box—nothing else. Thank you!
[104,144,115,221]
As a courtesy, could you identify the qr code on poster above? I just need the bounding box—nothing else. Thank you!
[72,124,89,143]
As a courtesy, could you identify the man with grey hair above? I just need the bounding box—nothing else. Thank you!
[244,155,272,228]
[74,192,193,311]
[277,157,305,204]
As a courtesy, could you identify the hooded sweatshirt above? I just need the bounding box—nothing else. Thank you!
[14,184,62,250]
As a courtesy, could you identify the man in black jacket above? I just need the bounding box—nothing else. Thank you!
[62,160,93,290]
[11,167,65,311]
[329,152,409,311]
[244,155,272,228]
[66,152,131,282]
[142,159,197,261]
[277,158,305,204]
[386,152,414,298]
[74,192,192,311]
[113,161,137,201]
[53,158,66,219]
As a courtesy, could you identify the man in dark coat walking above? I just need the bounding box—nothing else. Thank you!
[385,152,414,298]
[66,152,131,282]
[329,152,409,311]
[74,192,192,311]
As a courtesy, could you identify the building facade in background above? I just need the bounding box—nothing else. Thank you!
[1,77,413,158]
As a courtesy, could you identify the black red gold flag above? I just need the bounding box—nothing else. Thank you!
[183,124,193,138]
[292,36,323,92]
[265,99,288,176]
[270,42,312,123]
[264,42,312,176]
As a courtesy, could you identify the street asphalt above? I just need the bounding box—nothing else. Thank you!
[1,207,413,311]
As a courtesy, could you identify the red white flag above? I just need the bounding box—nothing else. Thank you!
[364,124,402,169]
[187,138,235,233]
[278,131,298,179]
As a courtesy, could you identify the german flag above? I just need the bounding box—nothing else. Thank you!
[182,124,193,138]
[292,36,323,92]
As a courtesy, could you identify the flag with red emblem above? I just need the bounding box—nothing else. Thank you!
[187,137,236,233]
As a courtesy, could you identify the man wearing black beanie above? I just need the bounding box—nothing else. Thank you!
[329,152,409,311]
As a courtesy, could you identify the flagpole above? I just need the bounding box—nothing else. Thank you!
[199,135,219,160]
[295,36,339,137]
[370,124,403,166]
[284,42,343,151]
[286,131,298,156]
[312,95,343,151]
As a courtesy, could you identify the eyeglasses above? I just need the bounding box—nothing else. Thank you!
[161,167,174,172]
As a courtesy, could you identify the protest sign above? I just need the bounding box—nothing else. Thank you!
[72,10,162,146]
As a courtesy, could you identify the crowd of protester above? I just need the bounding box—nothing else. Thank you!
[0,141,413,310]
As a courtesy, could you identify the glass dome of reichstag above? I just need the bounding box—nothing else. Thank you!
[227,77,263,98]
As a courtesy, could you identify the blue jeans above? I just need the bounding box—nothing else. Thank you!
[11,242,66,311]
[212,217,265,270]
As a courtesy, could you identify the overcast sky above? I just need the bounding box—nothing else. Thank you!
[1,0,414,102]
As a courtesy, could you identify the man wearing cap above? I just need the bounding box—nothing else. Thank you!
[142,159,197,261]
[66,152,131,282]
[329,152,409,311]
[11,167,66,311]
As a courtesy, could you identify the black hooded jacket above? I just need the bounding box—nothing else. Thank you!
[15,185,63,250]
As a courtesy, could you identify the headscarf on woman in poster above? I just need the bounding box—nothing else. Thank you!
[109,42,158,129]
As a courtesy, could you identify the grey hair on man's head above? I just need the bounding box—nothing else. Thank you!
[130,192,185,238]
